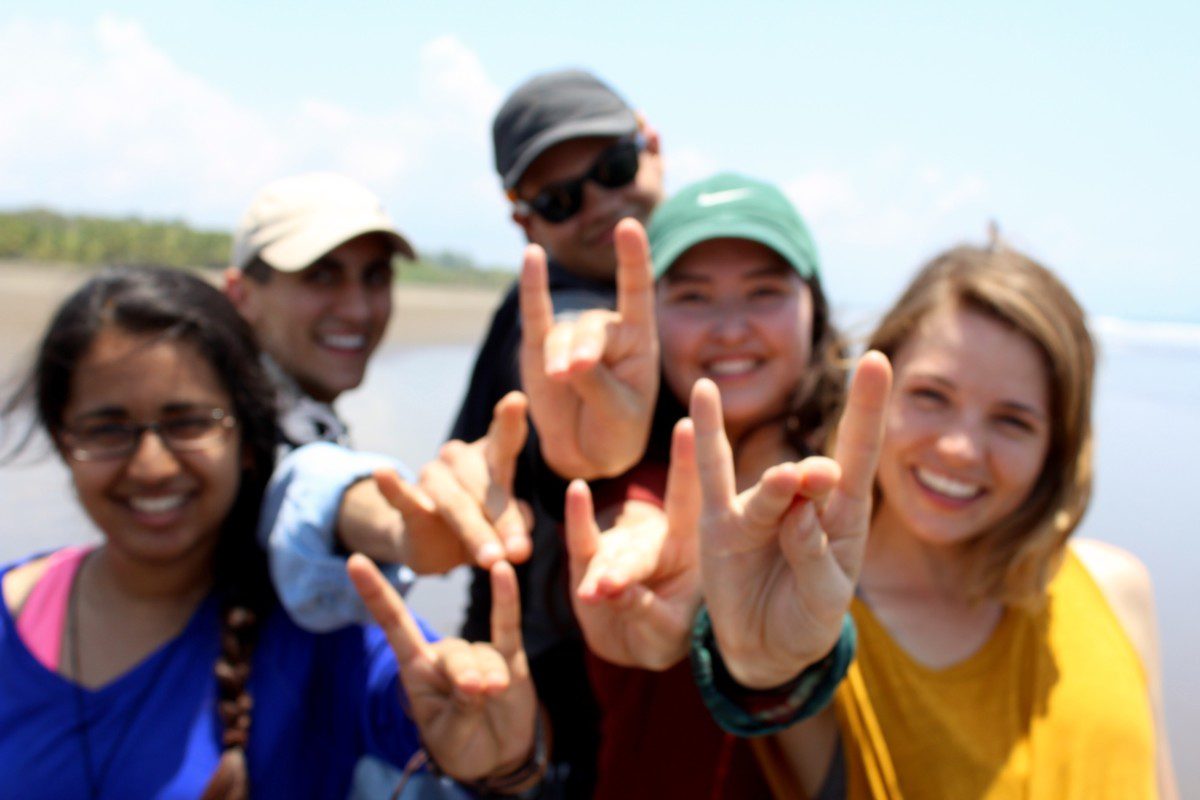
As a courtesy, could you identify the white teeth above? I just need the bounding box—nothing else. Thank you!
[130,495,186,514]
[321,334,366,350]
[707,358,758,376]
[915,468,981,500]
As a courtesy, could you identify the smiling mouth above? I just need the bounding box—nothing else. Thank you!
[129,494,188,514]
[318,333,368,352]
[913,467,984,501]
[705,358,761,378]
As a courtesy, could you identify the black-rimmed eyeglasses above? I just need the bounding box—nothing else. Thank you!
[60,407,237,461]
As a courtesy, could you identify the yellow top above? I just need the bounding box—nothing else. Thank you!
[834,549,1157,800]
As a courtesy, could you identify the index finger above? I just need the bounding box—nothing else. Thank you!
[832,351,893,502]
[688,378,737,514]
[489,560,524,661]
[613,218,655,334]
[518,244,553,348]
[347,553,432,665]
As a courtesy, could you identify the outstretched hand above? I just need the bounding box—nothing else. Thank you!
[564,419,702,671]
[520,218,659,481]
[348,554,538,782]
[694,351,892,688]
[372,391,533,573]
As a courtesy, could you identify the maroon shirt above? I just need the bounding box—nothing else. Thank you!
[585,464,773,800]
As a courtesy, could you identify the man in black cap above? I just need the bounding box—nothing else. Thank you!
[450,68,666,795]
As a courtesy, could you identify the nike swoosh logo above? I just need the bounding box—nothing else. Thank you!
[696,188,752,207]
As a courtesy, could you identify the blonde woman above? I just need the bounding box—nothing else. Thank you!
[694,243,1177,798]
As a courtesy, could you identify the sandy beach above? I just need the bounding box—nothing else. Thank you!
[0,261,506,366]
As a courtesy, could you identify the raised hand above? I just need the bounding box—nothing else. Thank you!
[694,351,892,688]
[347,554,538,783]
[370,391,532,573]
[520,217,659,480]
[564,419,702,670]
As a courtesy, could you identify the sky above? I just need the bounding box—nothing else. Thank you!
[1,1,1197,322]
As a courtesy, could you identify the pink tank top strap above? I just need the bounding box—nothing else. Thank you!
[16,545,93,672]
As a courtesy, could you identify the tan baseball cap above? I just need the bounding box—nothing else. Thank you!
[230,172,416,272]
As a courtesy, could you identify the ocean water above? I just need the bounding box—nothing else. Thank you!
[2,325,1197,790]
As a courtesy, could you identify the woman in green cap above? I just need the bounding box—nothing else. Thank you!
[559,172,890,799]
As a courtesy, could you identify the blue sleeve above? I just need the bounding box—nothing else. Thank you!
[260,442,416,632]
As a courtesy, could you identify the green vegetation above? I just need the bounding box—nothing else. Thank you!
[0,208,514,288]
[0,209,229,269]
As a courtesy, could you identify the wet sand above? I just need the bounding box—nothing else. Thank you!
[0,261,507,366]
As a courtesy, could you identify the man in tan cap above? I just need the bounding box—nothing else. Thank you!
[220,171,429,637]
[223,173,431,799]
[224,171,416,448]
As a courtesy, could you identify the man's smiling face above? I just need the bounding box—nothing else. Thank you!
[237,232,395,403]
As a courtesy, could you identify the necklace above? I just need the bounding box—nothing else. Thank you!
[66,554,179,799]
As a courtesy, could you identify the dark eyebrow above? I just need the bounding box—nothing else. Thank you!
[69,406,130,422]
[661,271,712,286]
[304,257,343,273]
[69,401,217,422]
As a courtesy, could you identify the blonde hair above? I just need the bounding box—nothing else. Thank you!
[867,241,1096,608]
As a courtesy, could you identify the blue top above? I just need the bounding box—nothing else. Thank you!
[0,556,434,800]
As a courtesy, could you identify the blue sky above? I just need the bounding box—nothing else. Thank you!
[2,1,1197,321]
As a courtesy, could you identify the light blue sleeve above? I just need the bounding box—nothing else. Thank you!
[260,442,416,632]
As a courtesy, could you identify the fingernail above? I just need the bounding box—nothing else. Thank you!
[478,542,504,566]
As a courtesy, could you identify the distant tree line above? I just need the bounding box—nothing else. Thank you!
[0,208,513,288]
[0,208,229,269]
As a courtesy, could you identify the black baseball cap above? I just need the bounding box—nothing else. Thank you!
[493,69,638,190]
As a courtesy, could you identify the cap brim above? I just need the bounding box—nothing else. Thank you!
[652,217,815,280]
[259,217,416,272]
[503,114,638,189]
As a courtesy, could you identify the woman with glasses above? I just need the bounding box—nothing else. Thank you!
[0,267,543,798]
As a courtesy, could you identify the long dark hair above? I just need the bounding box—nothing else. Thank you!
[6,266,278,797]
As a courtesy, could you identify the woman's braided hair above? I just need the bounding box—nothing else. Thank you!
[14,267,279,797]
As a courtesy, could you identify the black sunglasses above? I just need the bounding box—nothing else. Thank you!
[514,136,644,224]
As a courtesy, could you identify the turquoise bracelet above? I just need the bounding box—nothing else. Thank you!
[689,607,856,737]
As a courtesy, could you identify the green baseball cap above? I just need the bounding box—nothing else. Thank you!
[647,172,820,280]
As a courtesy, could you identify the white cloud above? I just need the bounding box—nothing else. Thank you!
[777,154,994,309]
[0,15,514,261]
[786,170,861,220]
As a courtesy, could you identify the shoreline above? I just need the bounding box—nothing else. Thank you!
[0,262,506,367]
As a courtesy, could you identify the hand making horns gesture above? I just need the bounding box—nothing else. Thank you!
[348,554,540,785]
[563,418,702,671]
[519,218,659,481]
[369,391,533,573]
[693,351,893,689]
